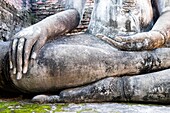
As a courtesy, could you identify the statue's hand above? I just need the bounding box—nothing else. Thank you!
[9,25,47,80]
[96,31,166,51]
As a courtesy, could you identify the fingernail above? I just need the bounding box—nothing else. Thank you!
[23,66,28,74]
[31,52,37,59]
[13,68,16,74]
[17,72,22,80]
[9,61,13,69]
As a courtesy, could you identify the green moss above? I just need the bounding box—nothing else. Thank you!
[0,101,19,113]
[0,101,50,113]
[0,101,71,113]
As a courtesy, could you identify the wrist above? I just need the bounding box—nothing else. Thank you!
[33,24,48,38]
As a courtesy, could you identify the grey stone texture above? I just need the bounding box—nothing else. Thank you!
[0,0,31,41]
[58,103,170,113]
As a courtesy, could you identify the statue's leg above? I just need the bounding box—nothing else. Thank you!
[0,42,15,92]
[1,33,170,95]
[32,69,170,103]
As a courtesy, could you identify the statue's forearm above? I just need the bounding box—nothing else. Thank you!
[34,9,80,40]
[151,11,170,42]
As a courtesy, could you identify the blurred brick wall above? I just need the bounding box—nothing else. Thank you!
[1,0,94,41]
[31,0,94,33]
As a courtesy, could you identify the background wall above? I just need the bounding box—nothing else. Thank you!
[0,0,94,41]
[0,0,31,41]
[3,0,30,9]
[31,0,94,34]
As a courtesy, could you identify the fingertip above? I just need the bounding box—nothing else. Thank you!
[23,66,28,74]
[12,39,18,74]
[13,68,17,75]
[9,60,13,69]
[17,72,22,80]
[31,52,37,59]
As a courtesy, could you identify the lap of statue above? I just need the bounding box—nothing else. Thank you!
[1,33,170,103]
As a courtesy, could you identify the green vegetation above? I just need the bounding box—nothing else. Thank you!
[0,101,69,113]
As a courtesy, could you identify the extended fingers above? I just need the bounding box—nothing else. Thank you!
[9,26,42,80]
[23,34,43,74]
[124,31,166,49]
[22,39,36,74]
[16,38,25,80]
[96,33,148,50]
[10,38,25,79]
[96,34,126,49]
[113,33,150,50]
[11,39,18,75]
[115,33,146,42]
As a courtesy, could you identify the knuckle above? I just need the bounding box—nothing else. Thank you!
[27,38,35,44]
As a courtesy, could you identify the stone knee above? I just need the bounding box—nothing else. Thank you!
[123,71,170,103]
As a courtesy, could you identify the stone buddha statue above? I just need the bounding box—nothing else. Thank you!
[0,0,170,103]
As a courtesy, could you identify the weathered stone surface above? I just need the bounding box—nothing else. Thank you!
[2,0,170,105]
[3,34,170,95]
[0,0,31,41]
[61,103,170,113]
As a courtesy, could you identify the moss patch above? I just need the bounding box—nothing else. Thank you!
[0,101,69,113]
